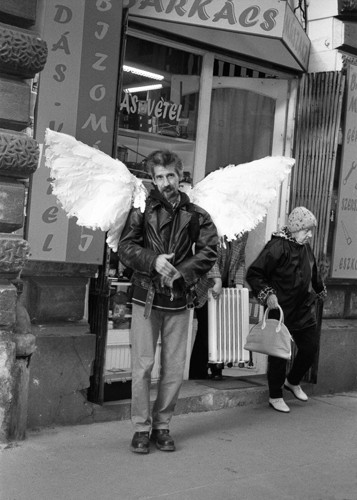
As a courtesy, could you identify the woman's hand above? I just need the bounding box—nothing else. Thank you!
[267,293,279,309]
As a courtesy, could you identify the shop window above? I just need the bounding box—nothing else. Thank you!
[117,35,202,184]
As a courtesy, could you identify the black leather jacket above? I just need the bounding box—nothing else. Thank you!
[118,189,218,303]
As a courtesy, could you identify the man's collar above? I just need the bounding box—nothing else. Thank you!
[150,188,189,210]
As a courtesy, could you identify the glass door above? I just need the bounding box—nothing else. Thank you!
[206,77,297,267]
[197,74,297,378]
[175,61,297,259]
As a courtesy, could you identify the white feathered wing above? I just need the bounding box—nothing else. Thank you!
[189,156,295,240]
[44,129,147,252]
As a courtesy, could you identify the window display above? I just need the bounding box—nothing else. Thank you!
[117,35,202,180]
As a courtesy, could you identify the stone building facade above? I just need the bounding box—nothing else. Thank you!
[0,0,47,441]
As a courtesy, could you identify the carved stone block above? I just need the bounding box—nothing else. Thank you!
[0,180,25,232]
[28,330,96,428]
[316,320,357,394]
[0,129,39,178]
[0,24,47,78]
[13,333,36,357]
[0,0,37,28]
[0,234,30,275]
[0,340,16,442]
[28,277,88,323]
[0,77,30,130]
[23,260,99,278]
[323,287,346,318]
[348,289,357,318]
[8,356,30,440]
[0,281,17,327]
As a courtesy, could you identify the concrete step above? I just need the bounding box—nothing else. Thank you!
[92,375,272,424]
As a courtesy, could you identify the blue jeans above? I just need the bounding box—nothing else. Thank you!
[130,303,190,432]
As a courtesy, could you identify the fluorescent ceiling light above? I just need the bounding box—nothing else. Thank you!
[123,65,164,80]
[125,84,163,93]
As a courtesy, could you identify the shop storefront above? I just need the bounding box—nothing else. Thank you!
[119,2,309,248]
[23,0,312,425]
[96,1,310,403]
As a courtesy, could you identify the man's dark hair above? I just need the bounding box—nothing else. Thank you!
[146,150,184,179]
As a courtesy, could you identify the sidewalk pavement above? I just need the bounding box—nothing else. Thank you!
[1,390,357,500]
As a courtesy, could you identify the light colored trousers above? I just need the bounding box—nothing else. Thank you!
[130,303,190,432]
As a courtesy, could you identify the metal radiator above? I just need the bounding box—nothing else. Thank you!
[208,287,250,366]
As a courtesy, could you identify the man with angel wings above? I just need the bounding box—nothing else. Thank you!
[117,149,218,454]
[45,129,295,453]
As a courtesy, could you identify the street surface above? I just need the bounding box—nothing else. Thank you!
[1,392,357,500]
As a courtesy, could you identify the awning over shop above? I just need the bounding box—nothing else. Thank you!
[126,0,311,72]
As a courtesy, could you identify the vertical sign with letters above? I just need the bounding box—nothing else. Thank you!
[27,0,122,263]
[332,62,357,278]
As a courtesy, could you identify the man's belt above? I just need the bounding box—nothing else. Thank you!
[144,282,156,319]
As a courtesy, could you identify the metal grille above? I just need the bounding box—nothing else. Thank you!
[291,71,345,263]
[289,72,345,383]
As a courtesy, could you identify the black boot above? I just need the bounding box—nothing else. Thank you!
[150,429,176,451]
[130,431,150,454]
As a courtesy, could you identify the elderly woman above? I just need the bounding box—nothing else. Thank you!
[246,207,327,413]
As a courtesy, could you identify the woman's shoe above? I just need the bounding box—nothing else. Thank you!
[284,379,308,401]
[269,398,290,413]
[209,363,224,380]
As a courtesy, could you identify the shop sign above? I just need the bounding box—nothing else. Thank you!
[27,0,122,264]
[128,0,285,36]
[120,94,183,134]
[332,62,357,279]
[127,0,310,69]
[282,4,310,70]
[121,95,182,121]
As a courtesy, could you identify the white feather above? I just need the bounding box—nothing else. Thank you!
[189,156,294,241]
[44,129,147,252]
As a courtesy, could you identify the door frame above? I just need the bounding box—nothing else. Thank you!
[194,69,298,241]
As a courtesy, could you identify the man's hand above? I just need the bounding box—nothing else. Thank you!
[155,253,180,287]
[267,293,279,309]
[160,272,181,289]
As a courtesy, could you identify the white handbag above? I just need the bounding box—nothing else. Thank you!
[244,305,293,359]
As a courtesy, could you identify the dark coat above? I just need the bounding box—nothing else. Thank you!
[118,189,218,302]
[246,228,326,331]
[195,232,248,308]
